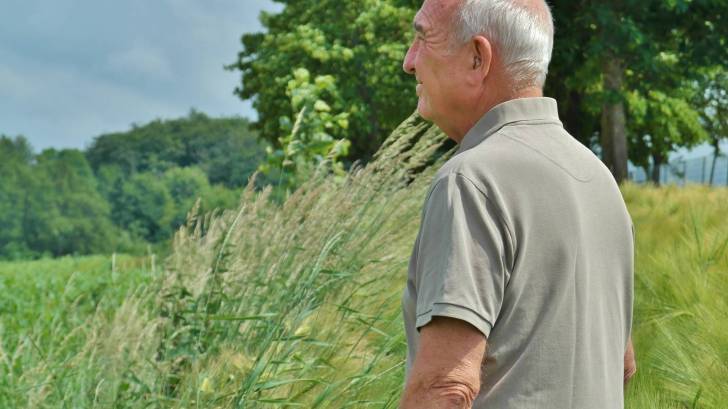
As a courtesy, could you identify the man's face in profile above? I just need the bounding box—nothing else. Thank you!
[403,0,470,126]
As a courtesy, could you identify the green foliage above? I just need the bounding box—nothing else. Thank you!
[201,184,241,213]
[28,149,117,256]
[160,166,242,232]
[111,166,244,244]
[258,68,352,193]
[0,111,262,259]
[546,0,727,159]
[116,172,177,243]
[86,110,269,188]
[0,138,117,259]
[694,67,728,150]
[0,136,35,258]
[229,0,417,163]
[626,87,708,177]
[163,167,211,227]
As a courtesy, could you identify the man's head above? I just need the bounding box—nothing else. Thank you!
[402,0,554,140]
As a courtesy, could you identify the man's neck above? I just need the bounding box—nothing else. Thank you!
[449,86,544,144]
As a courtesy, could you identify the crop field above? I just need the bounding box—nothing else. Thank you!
[1,126,726,408]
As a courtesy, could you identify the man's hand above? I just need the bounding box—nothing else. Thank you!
[624,336,636,386]
[400,316,486,409]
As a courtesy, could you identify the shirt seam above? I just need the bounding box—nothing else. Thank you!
[417,302,494,323]
[416,302,495,336]
[449,172,516,268]
[499,128,596,183]
[420,175,451,213]
[457,121,510,154]
[460,118,563,153]
[497,118,562,132]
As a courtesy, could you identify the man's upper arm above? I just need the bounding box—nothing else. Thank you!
[401,316,486,408]
[401,172,510,407]
[414,172,512,337]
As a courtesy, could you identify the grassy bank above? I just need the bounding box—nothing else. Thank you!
[1,122,726,407]
[0,255,154,407]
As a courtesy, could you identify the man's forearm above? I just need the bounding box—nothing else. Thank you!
[400,379,478,409]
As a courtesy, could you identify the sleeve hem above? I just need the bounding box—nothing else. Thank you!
[416,302,493,338]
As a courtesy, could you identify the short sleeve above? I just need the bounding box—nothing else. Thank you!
[414,172,511,338]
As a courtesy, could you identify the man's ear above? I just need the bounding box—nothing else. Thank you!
[471,35,492,80]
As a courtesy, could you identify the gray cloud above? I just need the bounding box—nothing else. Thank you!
[107,43,174,81]
[0,0,281,151]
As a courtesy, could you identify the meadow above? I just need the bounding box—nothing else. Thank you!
[1,121,726,408]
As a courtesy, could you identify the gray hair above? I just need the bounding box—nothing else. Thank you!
[453,0,554,89]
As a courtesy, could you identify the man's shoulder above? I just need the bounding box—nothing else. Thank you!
[445,123,611,187]
[423,160,498,212]
[431,132,521,192]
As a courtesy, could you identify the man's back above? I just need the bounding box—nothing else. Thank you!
[402,98,634,408]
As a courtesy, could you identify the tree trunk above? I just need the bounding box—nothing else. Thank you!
[600,57,629,184]
[651,152,664,186]
[709,140,720,185]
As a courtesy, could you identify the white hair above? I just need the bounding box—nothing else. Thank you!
[453,0,554,89]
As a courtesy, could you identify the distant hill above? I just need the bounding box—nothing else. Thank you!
[86,109,270,188]
[1,110,271,259]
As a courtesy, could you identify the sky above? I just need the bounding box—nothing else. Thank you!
[0,0,282,151]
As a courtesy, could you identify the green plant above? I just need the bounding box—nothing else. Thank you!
[258,68,352,195]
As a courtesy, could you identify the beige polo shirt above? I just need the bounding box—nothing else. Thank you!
[402,97,634,408]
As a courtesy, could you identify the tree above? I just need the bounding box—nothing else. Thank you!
[116,173,176,243]
[0,140,119,258]
[547,0,728,183]
[0,136,35,259]
[86,110,268,188]
[626,88,707,184]
[25,149,116,256]
[256,67,352,193]
[228,0,417,165]
[693,68,728,184]
[2,111,260,257]
[162,167,211,228]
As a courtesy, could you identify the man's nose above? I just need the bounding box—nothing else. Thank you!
[402,43,416,75]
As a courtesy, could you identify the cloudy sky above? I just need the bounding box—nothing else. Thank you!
[0,0,282,151]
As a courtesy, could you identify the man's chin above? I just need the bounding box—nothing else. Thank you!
[416,100,432,121]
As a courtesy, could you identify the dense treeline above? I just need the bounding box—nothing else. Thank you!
[86,110,266,188]
[0,111,268,260]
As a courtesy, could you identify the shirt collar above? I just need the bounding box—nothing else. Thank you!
[454,97,561,156]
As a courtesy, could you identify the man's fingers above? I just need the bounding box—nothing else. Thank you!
[623,337,636,386]
[624,366,636,385]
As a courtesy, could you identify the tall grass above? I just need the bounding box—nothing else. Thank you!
[1,116,726,408]
[622,184,728,408]
[0,255,153,408]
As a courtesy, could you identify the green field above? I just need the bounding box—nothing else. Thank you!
[1,130,727,408]
[0,255,155,407]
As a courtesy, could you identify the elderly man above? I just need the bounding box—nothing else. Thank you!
[399,0,636,408]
